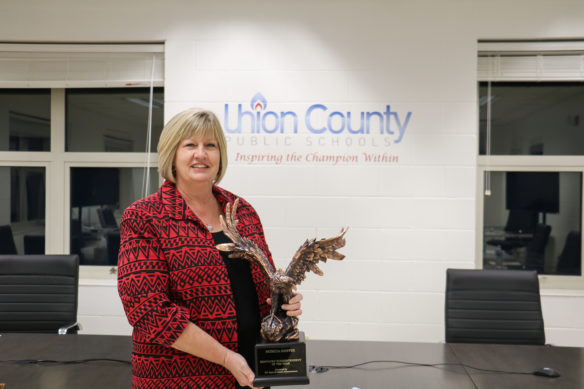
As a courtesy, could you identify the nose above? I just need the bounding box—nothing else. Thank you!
[192,144,206,158]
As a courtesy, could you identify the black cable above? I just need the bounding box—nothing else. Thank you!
[309,359,534,376]
[0,358,131,365]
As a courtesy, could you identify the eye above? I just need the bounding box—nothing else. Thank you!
[206,142,217,148]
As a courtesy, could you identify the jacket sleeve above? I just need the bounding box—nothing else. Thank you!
[117,206,190,347]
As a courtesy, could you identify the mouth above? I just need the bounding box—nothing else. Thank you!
[191,164,208,168]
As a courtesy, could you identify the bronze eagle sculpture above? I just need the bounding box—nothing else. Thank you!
[216,198,348,342]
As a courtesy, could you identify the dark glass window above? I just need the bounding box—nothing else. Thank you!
[70,167,158,266]
[66,88,164,152]
[479,82,584,156]
[483,171,582,275]
[0,90,50,151]
[0,166,46,254]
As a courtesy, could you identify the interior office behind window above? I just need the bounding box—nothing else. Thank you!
[0,90,49,255]
[479,75,583,277]
[0,89,162,264]
[66,88,163,265]
[0,44,164,269]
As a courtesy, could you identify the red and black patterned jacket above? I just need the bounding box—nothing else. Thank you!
[117,181,273,388]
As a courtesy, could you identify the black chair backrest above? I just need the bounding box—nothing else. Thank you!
[97,207,118,229]
[105,231,120,266]
[0,255,79,333]
[524,224,552,273]
[0,225,17,255]
[445,268,545,345]
[24,235,45,255]
[556,231,581,275]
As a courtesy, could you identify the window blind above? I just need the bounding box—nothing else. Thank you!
[478,41,584,81]
[0,43,164,88]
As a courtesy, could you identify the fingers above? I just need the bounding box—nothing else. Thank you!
[266,293,304,316]
[282,304,302,317]
[281,292,303,317]
[266,293,303,305]
[288,293,303,304]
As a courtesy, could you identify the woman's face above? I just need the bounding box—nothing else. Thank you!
[173,134,220,186]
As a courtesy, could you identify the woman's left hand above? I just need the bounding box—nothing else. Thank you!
[268,293,303,317]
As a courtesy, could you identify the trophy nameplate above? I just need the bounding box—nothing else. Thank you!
[253,331,309,386]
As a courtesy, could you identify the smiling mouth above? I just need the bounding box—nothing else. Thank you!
[191,164,208,168]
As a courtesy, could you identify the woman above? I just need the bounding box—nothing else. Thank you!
[117,108,302,388]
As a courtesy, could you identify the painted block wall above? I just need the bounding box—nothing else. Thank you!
[1,0,584,346]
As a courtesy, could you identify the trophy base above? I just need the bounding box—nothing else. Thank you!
[253,331,309,387]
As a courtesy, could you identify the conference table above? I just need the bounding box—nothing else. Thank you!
[0,333,582,389]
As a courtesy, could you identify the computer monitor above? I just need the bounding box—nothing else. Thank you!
[506,172,559,214]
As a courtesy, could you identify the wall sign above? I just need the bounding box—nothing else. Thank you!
[223,93,412,165]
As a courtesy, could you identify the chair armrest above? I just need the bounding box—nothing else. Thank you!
[58,322,81,335]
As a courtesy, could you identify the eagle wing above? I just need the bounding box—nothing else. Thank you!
[216,198,275,281]
[284,227,348,286]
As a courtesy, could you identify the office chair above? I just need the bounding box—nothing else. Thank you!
[524,224,552,273]
[105,230,120,266]
[556,231,581,275]
[97,207,118,229]
[23,234,45,254]
[0,225,18,254]
[0,254,80,334]
[445,268,545,345]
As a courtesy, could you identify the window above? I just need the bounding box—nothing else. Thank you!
[71,167,158,266]
[477,41,584,288]
[482,171,581,276]
[0,166,46,254]
[0,90,50,151]
[479,82,584,156]
[0,43,164,277]
[66,88,164,152]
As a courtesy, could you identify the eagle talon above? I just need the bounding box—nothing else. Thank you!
[285,328,300,341]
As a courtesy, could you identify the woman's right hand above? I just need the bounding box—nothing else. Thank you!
[223,350,262,389]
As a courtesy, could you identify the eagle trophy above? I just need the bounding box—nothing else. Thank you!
[216,199,348,342]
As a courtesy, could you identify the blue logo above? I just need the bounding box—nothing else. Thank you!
[224,93,411,143]
[250,92,267,111]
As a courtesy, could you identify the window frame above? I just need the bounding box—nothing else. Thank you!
[477,40,584,289]
[60,89,161,280]
[0,88,161,281]
[0,43,164,282]
[476,161,584,289]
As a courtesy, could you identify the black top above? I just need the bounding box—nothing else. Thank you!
[212,231,261,375]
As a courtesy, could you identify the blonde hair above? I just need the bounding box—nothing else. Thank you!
[157,108,228,184]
